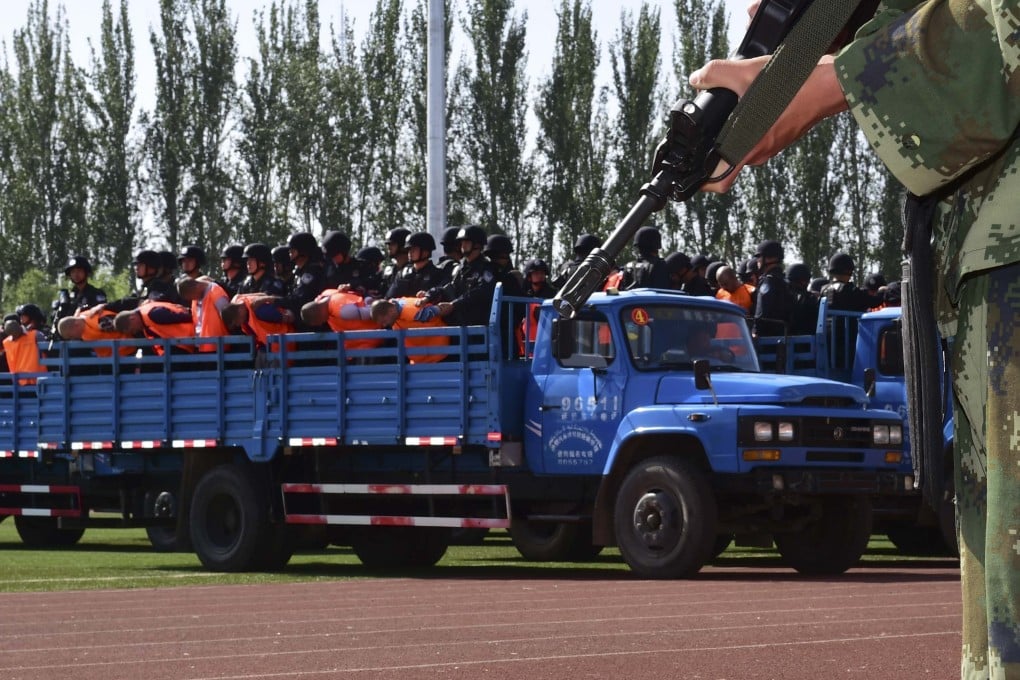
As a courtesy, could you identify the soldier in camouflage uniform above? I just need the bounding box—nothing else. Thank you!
[691,1,1019,676]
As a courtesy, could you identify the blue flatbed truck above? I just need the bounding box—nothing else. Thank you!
[755,301,956,555]
[0,287,910,577]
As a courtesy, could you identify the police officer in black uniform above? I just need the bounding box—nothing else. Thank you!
[356,246,385,296]
[136,249,182,303]
[622,226,671,290]
[418,225,496,327]
[752,239,793,337]
[379,228,411,294]
[271,245,293,293]
[218,244,246,297]
[322,230,369,293]
[437,226,464,278]
[482,234,525,297]
[52,255,107,329]
[239,243,287,296]
[277,232,328,329]
[523,259,557,299]
[17,303,51,341]
[177,245,207,279]
[821,252,883,312]
[552,233,601,289]
[786,262,819,335]
[386,232,450,298]
[665,252,713,296]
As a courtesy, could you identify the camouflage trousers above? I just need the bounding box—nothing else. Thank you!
[949,262,1020,680]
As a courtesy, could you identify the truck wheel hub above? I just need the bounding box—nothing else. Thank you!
[633,491,681,547]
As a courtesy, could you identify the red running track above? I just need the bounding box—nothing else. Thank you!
[0,564,961,680]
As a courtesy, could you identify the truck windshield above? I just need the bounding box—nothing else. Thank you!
[622,304,759,372]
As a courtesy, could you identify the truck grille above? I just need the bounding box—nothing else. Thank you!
[800,418,873,448]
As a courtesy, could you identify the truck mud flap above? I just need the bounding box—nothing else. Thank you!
[280,483,511,529]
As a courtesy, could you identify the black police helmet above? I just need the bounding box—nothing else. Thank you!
[440,226,462,249]
[691,254,710,270]
[706,261,725,286]
[665,252,692,274]
[884,281,901,304]
[828,252,855,275]
[287,232,320,258]
[322,230,353,258]
[16,303,46,325]
[634,226,662,251]
[456,224,487,247]
[385,228,411,249]
[64,255,93,276]
[177,245,206,267]
[271,245,291,266]
[220,244,244,263]
[132,249,161,269]
[243,243,273,266]
[786,262,812,283]
[523,258,550,276]
[158,250,177,272]
[356,246,385,264]
[755,239,783,260]
[809,277,828,294]
[573,233,602,257]
[483,234,513,258]
[406,232,436,252]
[865,272,887,290]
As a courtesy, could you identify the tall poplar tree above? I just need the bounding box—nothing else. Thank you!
[534,0,608,260]
[453,0,531,245]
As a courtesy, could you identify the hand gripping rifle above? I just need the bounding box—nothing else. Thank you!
[552,0,870,318]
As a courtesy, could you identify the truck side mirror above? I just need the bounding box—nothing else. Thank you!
[694,359,711,390]
[551,318,575,360]
[863,367,876,397]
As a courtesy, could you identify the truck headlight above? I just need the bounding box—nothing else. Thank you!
[754,422,773,442]
[873,425,889,445]
[777,422,795,442]
[889,425,903,445]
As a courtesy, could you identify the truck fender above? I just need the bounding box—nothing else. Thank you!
[591,412,710,546]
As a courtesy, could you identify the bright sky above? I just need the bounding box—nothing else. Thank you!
[4,0,749,113]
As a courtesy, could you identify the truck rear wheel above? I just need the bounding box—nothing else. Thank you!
[14,516,85,548]
[613,456,717,578]
[189,464,293,572]
[775,495,872,575]
[509,520,602,562]
[351,527,450,568]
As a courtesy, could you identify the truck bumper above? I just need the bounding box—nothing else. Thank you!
[717,468,910,496]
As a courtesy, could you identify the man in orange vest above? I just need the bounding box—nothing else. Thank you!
[220,296,294,352]
[177,277,231,352]
[113,300,195,354]
[715,265,754,314]
[301,289,382,351]
[370,298,449,364]
[2,318,45,385]
[57,307,134,358]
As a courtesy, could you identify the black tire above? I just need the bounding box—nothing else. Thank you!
[189,464,292,572]
[351,526,450,568]
[509,520,603,562]
[14,516,85,548]
[146,526,182,553]
[449,527,490,545]
[613,456,717,578]
[885,524,953,557]
[774,495,872,575]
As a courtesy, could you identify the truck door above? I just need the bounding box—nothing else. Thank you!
[536,314,624,475]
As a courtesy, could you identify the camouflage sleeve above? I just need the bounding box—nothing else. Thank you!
[834,0,1020,196]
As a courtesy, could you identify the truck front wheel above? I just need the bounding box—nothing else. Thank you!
[614,456,717,578]
[774,495,872,575]
[509,520,603,562]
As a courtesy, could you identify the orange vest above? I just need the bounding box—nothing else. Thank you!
[3,330,44,385]
[716,285,754,313]
[238,297,294,351]
[517,302,541,356]
[192,284,231,352]
[138,300,196,354]
[323,290,382,350]
[391,297,449,364]
[78,306,134,357]
[604,269,624,291]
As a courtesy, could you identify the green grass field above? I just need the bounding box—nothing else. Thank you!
[0,518,955,594]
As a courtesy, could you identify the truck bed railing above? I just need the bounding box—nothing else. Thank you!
[754,298,863,382]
